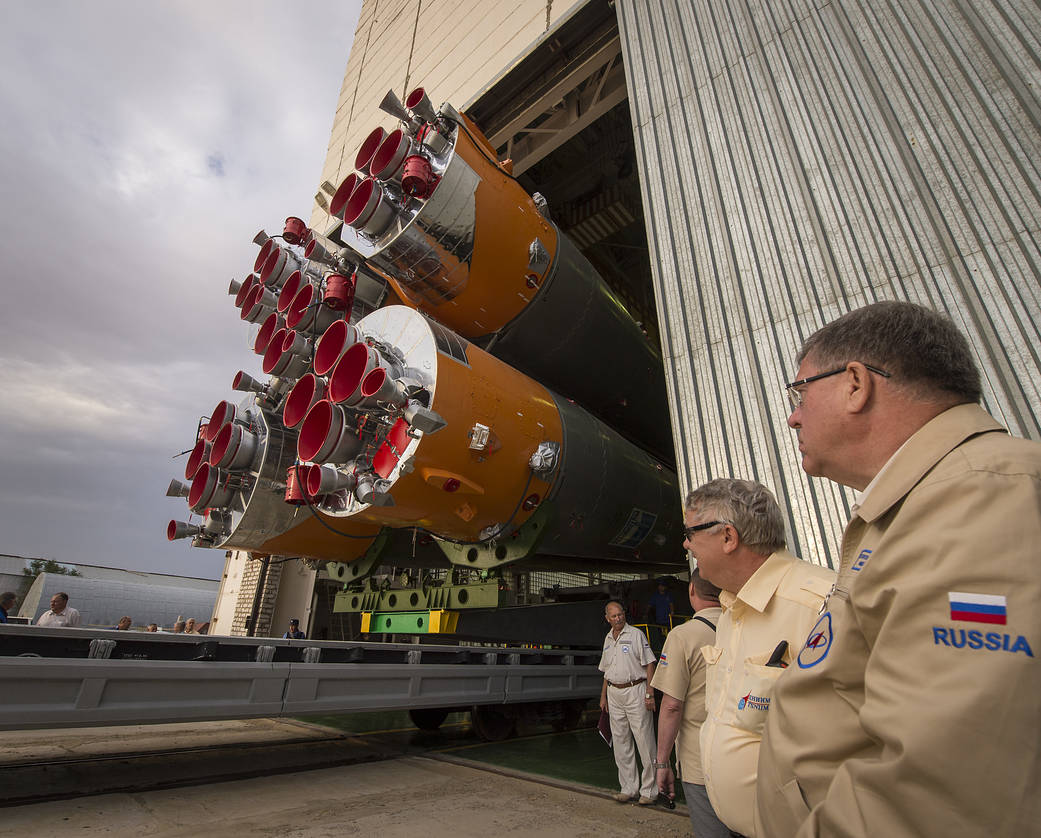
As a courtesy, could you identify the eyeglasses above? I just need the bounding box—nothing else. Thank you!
[784,363,891,409]
[682,520,723,540]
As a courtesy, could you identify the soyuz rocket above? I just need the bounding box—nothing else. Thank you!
[167,87,686,576]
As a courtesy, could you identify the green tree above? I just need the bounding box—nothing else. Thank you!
[20,559,80,596]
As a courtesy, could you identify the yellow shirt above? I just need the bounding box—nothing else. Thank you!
[700,551,834,837]
[651,606,721,784]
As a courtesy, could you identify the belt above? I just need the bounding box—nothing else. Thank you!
[608,678,647,689]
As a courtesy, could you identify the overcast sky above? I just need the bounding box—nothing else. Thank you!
[0,0,362,579]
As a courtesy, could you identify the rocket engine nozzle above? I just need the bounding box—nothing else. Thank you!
[286,283,341,332]
[209,421,259,471]
[283,373,326,429]
[401,154,435,198]
[277,270,307,314]
[323,272,356,313]
[355,128,386,176]
[405,86,438,124]
[206,400,246,440]
[370,129,411,185]
[234,275,257,309]
[343,178,397,237]
[329,172,361,219]
[313,319,360,376]
[329,341,386,406]
[283,216,308,245]
[167,519,203,541]
[260,246,300,290]
[241,284,276,323]
[188,462,235,511]
[359,367,408,407]
[254,239,276,274]
[232,370,267,395]
[378,89,422,132]
[166,478,191,498]
[185,437,211,481]
[307,464,357,496]
[254,312,285,355]
[298,399,362,464]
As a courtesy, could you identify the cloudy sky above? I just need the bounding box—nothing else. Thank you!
[0,1,362,579]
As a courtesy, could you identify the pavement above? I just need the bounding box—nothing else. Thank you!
[4,755,689,837]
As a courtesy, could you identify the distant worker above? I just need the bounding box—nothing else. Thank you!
[0,592,16,623]
[598,599,657,805]
[652,569,730,838]
[646,578,675,625]
[283,618,305,639]
[685,479,834,837]
[146,623,159,632]
[185,618,197,633]
[36,592,81,628]
[172,620,186,633]
[757,301,1041,837]
[113,616,132,630]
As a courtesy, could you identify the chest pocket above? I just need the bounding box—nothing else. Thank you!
[732,650,785,734]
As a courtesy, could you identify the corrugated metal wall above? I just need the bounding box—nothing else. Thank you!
[617,0,1041,568]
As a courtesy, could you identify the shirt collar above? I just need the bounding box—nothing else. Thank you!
[854,403,1005,523]
[718,550,794,613]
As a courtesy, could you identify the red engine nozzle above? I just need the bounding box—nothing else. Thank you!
[283,216,308,245]
[355,127,386,175]
[401,154,435,198]
[313,319,360,376]
[323,272,356,313]
[298,400,362,464]
[329,172,360,220]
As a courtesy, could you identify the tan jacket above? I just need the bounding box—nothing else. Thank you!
[651,606,722,783]
[757,404,1041,837]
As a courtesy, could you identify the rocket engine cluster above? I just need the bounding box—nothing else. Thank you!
[167,88,684,575]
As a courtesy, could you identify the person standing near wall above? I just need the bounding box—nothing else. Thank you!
[757,301,1041,837]
[652,569,731,837]
[598,599,658,805]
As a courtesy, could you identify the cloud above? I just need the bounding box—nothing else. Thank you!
[0,0,362,577]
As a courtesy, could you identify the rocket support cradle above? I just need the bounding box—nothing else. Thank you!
[168,87,685,577]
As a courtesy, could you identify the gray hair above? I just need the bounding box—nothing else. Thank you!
[684,478,786,554]
[798,301,981,404]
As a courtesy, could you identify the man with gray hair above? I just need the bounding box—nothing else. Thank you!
[757,301,1041,836]
[684,479,834,837]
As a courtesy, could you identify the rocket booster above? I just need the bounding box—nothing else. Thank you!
[170,306,682,573]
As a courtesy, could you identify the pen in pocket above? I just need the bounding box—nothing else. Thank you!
[766,640,789,668]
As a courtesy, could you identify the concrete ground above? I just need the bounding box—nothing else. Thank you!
[2,719,691,837]
[4,754,689,837]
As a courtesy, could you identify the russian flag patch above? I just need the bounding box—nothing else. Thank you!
[948,592,1007,625]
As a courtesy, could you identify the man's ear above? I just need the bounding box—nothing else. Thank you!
[845,362,875,413]
[721,524,740,554]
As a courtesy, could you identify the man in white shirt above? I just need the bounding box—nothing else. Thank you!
[36,592,81,627]
[685,479,834,837]
[598,599,657,805]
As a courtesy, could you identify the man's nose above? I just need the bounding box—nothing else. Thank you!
[787,407,800,429]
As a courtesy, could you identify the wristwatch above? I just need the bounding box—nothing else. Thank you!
[645,693,653,699]
[652,761,669,769]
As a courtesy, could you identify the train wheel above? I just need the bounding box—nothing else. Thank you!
[409,708,451,731]
[471,706,516,741]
